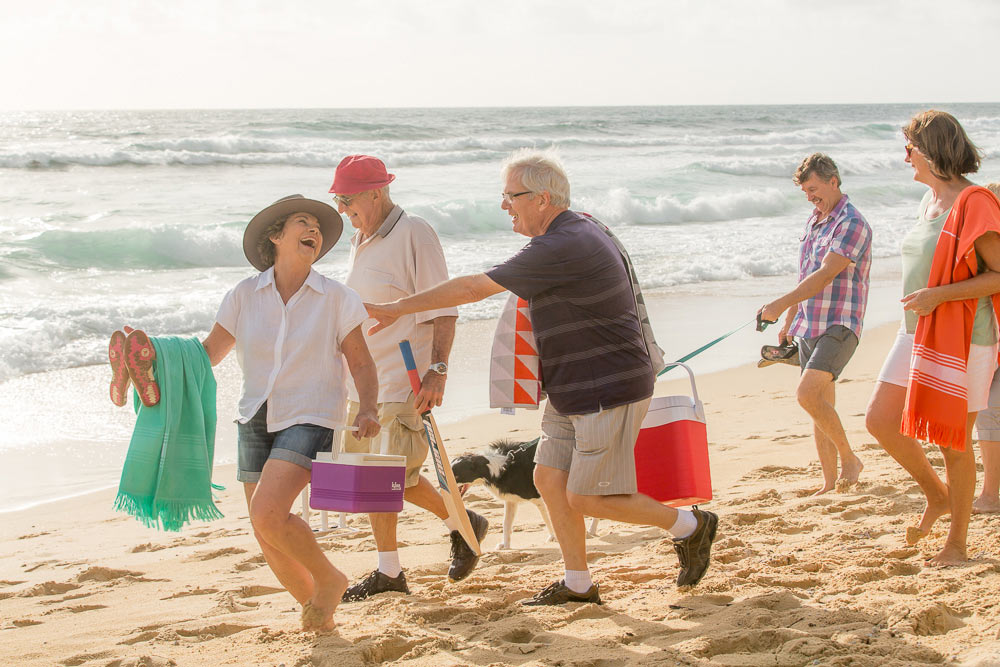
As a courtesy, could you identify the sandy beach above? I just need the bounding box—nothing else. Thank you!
[3,321,1000,666]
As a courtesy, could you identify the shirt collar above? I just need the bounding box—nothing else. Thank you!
[375,205,405,237]
[811,194,850,226]
[254,266,325,294]
[351,205,405,248]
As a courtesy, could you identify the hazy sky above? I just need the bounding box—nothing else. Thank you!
[3,0,998,110]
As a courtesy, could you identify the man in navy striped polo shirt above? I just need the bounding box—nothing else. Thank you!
[365,150,718,604]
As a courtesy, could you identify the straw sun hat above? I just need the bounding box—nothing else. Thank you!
[242,194,343,272]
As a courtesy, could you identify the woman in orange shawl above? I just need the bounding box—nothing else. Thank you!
[865,111,1000,566]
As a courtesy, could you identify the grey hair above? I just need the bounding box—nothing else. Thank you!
[501,148,571,208]
[793,153,842,188]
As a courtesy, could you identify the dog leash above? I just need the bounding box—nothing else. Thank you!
[656,317,759,377]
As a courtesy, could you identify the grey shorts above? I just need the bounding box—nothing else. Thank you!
[798,325,859,381]
[976,368,1000,440]
[236,403,333,483]
[535,397,651,496]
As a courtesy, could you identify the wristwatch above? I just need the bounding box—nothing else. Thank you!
[428,362,448,376]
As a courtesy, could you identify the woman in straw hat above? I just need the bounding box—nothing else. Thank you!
[199,194,381,630]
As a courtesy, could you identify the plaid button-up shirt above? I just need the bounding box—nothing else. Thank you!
[788,194,873,339]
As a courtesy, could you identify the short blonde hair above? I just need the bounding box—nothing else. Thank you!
[903,110,982,180]
[793,153,841,187]
[501,149,571,208]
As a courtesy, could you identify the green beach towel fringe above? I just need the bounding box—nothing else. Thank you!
[115,336,223,532]
[113,491,157,529]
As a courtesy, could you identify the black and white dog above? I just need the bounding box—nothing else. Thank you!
[452,438,600,549]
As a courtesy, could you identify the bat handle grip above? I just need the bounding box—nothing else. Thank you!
[398,339,423,397]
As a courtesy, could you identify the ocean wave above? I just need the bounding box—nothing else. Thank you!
[0,121,913,170]
[577,187,793,225]
[5,224,247,270]
[695,153,906,179]
[0,300,218,383]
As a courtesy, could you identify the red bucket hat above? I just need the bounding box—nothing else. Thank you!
[329,155,396,195]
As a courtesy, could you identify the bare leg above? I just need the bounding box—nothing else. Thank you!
[797,370,863,492]
[250,459,348,631]
[973,440,1000,513]
[367,475,449,552]
[566,491,680,531]
[534,464,589,571]
[866,381,950,543]
[402,474,448,520]
[243,483,314,605]
[928,414,978,566]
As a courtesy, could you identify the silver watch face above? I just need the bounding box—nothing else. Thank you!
[429,362,448,375]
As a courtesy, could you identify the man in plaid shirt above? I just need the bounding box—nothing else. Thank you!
[760,153,872,495]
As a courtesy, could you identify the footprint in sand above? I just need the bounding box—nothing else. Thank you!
[17,531,51,540]
[58,650,114,666]
[190,546,247,561]
[76,567,145,583]
[21,581,82,597]
[24,560,59,573]
[12,618,44,627]
[130,543,168,553]
[174,623,258,641]
[161,587,219,600]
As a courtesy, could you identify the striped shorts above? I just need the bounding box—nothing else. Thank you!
[535,397,651,496]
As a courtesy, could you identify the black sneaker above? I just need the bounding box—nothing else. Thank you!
[447,509,489,582]
[341,569,410,602]
[672,506,719,587]
[522,580,602,606]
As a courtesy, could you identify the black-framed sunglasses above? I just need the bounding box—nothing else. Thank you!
[502,191,533,205]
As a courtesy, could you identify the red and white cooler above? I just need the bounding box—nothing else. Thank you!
[634,362,713,506]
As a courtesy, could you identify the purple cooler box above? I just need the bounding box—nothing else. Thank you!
[309,452,406,513]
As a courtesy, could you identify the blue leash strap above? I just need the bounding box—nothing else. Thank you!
[657,318,756,377]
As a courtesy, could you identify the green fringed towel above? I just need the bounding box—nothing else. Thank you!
[114,336,224,531]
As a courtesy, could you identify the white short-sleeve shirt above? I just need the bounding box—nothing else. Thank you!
[344,206,458,403]
[216,267,368,432]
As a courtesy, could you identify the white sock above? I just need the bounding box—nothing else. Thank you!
[443,513,460,533]
[377,551,402,578]
[668,509,698,539]
[564,569,593,594]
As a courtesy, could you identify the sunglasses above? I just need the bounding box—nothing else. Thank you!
[905,142,918,159]
[332,194,356,207]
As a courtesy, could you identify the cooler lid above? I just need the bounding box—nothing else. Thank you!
[314,452,406,467]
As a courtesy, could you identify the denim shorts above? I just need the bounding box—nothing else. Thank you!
[237,403,334,483]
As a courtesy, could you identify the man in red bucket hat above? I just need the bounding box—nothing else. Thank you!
[366,149,719,604]
[330,155,489,602]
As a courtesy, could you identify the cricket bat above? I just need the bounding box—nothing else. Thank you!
[398,339,482,557]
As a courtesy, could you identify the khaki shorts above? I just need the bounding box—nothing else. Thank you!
[343,397,429,488]
[535,397,651,496]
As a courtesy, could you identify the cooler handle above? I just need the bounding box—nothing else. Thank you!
[331,425,360,461]
[658,362,705,422]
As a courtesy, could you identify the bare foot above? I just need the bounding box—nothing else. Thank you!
[838,456,864,485]
[811,483,835,497]
[905,490,950,545]
[925,542,968,567]
[301,571,348,632]
[972,494,1000,514]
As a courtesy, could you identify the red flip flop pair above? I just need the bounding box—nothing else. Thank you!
[108,328,160,408]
